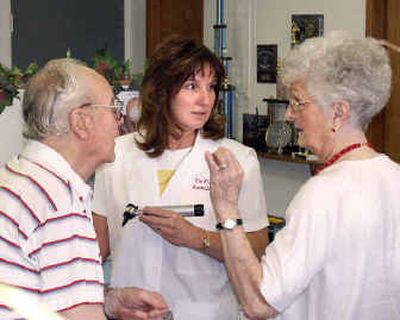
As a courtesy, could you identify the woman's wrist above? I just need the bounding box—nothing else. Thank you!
[213,204,241,221]
[202,230,211,250]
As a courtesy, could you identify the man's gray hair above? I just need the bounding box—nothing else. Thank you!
[22,58,97,140]
[283,30,392,131]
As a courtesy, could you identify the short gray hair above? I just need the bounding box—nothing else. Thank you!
[22,58,98,140]
[283,31,392,131]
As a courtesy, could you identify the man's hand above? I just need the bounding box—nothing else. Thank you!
[105,287,169,320]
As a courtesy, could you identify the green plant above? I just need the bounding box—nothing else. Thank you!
[0,64,19,114]
[13,63,39,88]
[91,47,132,86]
[0,62,39,114]
[0,47,139,115]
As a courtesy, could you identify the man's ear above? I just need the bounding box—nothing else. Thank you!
[69,108,93,140]
[332,100,350,128]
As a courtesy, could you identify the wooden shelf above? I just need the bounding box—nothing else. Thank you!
[257,152,321,165]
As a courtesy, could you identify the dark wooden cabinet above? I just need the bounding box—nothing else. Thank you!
[366,0,400,162]
[146,0,203,58]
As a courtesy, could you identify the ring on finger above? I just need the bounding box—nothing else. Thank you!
[218,163,228,170]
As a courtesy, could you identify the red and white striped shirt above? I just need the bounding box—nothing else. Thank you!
[0,141,104,319]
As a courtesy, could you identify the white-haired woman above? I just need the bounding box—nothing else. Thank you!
[205,31,400,320]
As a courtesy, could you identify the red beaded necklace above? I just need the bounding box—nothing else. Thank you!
[316,142,372,175]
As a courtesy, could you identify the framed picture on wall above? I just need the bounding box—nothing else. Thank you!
[257,44,277,83]
[291,14,324,47]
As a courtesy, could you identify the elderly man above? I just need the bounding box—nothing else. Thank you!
[0,59,167,319]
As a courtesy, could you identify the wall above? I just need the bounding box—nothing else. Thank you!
[0,97,24,166]
[0,0,11,66]
[124,0,146,74]
[0,0,20,166]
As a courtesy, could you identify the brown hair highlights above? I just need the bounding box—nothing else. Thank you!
[136,35,225,157]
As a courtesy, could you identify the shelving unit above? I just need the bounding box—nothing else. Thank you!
[257,152,321,175]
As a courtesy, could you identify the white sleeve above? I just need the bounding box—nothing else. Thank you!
[259,178,334,311]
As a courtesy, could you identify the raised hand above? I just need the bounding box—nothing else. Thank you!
[204,147,244,219]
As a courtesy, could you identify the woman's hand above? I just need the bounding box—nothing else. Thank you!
[139,207,200,247]
[205,147,244,219]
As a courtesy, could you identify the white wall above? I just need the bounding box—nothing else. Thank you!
[0,0,11,66]
[0,97,24,166]
[260,158,310,216]
[124,0,146,73]
[0,0,20,166]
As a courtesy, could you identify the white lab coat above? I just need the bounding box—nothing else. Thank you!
[93,131,268,320]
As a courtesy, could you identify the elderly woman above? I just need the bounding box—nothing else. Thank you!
[206,31,400,319]
[92,36,268,319]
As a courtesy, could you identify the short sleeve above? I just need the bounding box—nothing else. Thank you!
[259,179,335,311]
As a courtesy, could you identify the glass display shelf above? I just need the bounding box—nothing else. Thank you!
[257,151,320,165]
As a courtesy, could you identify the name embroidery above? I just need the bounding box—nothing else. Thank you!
[192,176,210,191]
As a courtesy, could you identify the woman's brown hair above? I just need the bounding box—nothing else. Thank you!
[136,35,225,157]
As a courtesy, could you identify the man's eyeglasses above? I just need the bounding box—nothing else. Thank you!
[288,99,312,112]
[83,99,124,121]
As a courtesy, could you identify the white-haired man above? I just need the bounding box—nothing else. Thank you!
[0,59,168,319]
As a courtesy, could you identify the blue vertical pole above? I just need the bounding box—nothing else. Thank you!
[214,0,234,138]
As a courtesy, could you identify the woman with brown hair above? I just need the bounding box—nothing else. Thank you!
[92,36,268,319]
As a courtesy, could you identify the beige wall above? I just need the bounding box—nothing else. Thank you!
[124,0,146,73]
[0,0,11,66]
[0,97,24,166]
